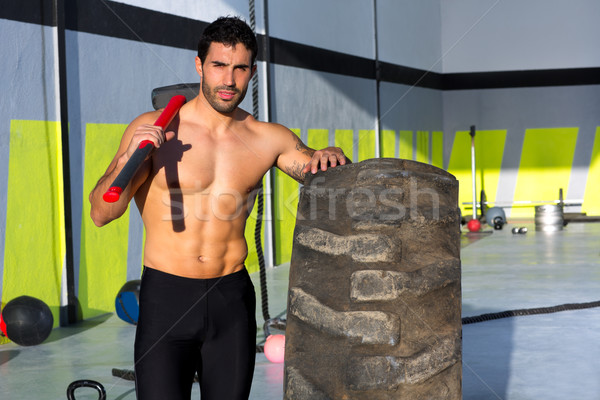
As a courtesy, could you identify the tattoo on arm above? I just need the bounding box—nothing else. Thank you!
[293,135,315,157]
[284,160,307,183]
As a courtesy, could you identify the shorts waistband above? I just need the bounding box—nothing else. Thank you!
[142,266,249,285]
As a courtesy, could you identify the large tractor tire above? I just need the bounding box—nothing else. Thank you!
[284,158,461,399]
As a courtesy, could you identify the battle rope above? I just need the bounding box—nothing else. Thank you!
[462,299,600,325]
[255,183,270,324]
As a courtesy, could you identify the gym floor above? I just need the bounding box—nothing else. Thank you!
[1,221,599,399]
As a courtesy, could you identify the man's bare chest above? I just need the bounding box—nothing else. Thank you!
[150,133,274,194]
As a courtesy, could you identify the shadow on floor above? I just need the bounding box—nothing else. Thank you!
[462,304,513,400]
[0,349,20,366]
[45,312,112,344]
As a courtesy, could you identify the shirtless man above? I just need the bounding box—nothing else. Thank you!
[89,16,349,400]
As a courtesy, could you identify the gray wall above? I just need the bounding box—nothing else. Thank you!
[441,0,600,72]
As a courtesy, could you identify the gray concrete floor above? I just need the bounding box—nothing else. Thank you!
[1,221,599,399]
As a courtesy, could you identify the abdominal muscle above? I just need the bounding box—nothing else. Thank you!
[139,189,252,279]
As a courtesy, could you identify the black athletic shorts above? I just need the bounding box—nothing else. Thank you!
[134,266,256,400]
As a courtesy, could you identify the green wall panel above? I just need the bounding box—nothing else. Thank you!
[358,129,376,161]
[432,131,444,169]
[399,130,413,160]
[335,129,354,162]
[243,177,266,274]
[448,130,507,216]
[80,123,130,318]
[582,127,600,216]
[416,130,429,163]
[3,120,65,327]
[512,128,578,218]
[307,128,329,151]
[273,129,300,265]
[381,130,396,158]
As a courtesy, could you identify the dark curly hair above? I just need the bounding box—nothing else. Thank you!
[197,16,258,66]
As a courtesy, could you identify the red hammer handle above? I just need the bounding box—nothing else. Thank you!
[102,95,186,203]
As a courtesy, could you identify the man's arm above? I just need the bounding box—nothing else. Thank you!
[276,127,351,184]
[89,111,173,226]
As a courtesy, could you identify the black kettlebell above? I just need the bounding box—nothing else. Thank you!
[66,380,106,400]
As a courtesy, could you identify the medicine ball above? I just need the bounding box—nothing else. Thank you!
[0,302,7,342]
[115,280,141,325]
[2,295,54,346]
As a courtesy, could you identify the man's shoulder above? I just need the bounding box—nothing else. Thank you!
[245,117,292,138]
[115,110,161,141]
[130,109,162,127]
[232,109,297,148]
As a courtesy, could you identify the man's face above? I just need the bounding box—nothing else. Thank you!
[196,42,255,114]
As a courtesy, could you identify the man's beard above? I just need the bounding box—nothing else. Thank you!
[201,80,248,114]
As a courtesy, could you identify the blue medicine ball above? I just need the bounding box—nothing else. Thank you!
[115,280,141,324]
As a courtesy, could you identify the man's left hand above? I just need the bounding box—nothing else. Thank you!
[303,147,351,174]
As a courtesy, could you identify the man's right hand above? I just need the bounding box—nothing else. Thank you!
[89,111,169,227]
[126,124,175,159]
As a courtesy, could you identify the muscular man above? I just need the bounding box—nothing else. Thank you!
[89,16,349,400]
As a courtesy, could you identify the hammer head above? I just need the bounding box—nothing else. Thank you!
[151,83,199,110]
